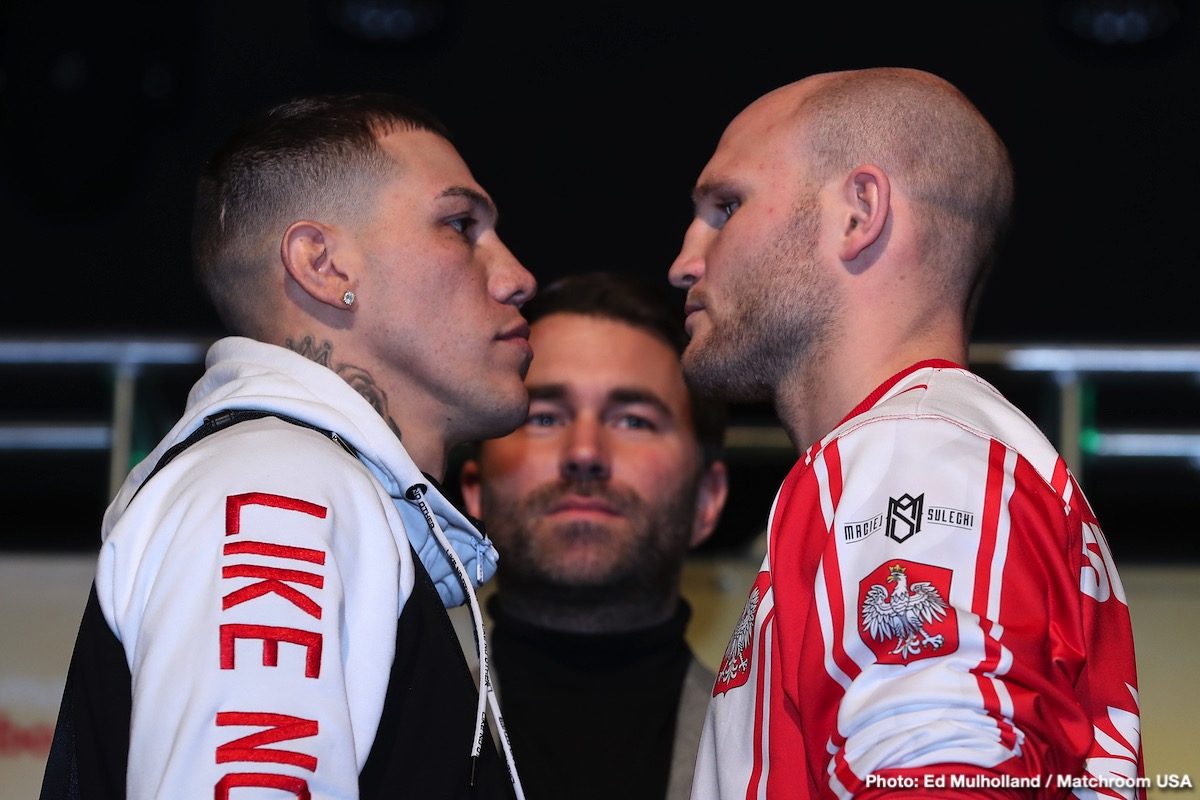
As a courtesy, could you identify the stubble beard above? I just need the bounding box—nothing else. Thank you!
[683,196,835,402]
[480,474,700,628]
[439,348,533,447]
[360,250,532,448]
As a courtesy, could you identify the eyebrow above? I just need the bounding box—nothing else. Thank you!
[691,180,733,208]
[439,185,498,223]
[528,384,568,402]
[528,384,674,418]
[608,388,673,418]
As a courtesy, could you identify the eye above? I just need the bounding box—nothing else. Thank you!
[717,199,740,221]
[613,414,656,432]
[698,196,741,229]
[447,215,478,237]
[526,410,562,428]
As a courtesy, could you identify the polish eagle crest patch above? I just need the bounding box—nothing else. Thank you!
[713,571,770,696]
[859,560,957,664]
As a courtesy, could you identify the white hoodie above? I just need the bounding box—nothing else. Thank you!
[93,337,520,798]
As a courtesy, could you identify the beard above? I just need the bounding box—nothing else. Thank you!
[479,473,700,612]
[683,194,837,401]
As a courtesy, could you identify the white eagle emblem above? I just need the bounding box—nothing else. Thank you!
[716,586,759,687]
[861,563,950,659]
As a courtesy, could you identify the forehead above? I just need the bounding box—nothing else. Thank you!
[696,88,806,190]
[374,127,483,196]
[526,313,689,406]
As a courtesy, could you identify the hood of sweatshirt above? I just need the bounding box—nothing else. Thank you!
[102,336,498,607]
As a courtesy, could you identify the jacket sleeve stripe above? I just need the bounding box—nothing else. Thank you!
[748,608,775,800]
[813,442,861,691]
[970,440,1021,754]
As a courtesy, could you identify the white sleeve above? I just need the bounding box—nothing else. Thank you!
[96,424,412,798]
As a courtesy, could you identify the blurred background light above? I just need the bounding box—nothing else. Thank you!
[325,0,449,43]
[1056,0,1181,46]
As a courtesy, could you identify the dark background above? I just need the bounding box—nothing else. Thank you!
[2,1,1198,559]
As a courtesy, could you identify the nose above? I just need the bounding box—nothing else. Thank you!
[489,239,537,307]
[668,219,708,290]
[560,416,611,483]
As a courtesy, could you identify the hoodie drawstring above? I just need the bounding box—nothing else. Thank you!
[404,483,526,800]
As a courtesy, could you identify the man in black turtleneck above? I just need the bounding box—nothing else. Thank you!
[459,272,729,800]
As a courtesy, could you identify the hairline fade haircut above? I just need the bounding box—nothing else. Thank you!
[518,271,728,467]
[192,92,452,338]
[792,67,1015,330]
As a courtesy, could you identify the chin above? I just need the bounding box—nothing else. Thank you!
[683,340,768,402]
[548,561,622,588]
[681,342,724,392]
[471,384,530,440]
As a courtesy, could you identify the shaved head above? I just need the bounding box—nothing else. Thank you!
[764,68,1014,325]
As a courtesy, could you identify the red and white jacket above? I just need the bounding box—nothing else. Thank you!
[692,361,1144,800]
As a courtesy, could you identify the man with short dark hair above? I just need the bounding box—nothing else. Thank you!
[670,67,1145,797]
[459,271,729,800]
[42,92,535,799]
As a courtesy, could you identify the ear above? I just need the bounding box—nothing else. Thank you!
[838,164,890,263]
[281,221,357,310]
[689,459,729,549]
[459,458,484,519]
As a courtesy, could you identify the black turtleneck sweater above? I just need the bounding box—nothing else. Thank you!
[488,596,695,800]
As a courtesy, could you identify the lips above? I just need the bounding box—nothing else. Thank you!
[496,319,533,363]
[548,496,620,517]
[683,291,709,320]
[683,297,707,336]
[496,320,531,342]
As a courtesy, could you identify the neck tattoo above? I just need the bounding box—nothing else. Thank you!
[285,334,402,440]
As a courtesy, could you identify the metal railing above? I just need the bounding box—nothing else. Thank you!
[722,343,1200,480]
[0,338,210,499]
[2,337,1199,498]
[968,343,1200,474]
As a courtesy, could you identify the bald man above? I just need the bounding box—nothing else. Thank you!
[669,68,1144,798]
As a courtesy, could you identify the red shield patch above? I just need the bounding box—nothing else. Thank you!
[713,571,771,696]
[858,560,958,665]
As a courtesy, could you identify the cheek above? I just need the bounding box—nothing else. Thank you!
[385,242,475,301]
[612,443,696,491]
[705,236,742,284]
[715,217,767,265]
[480,438,559,495]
